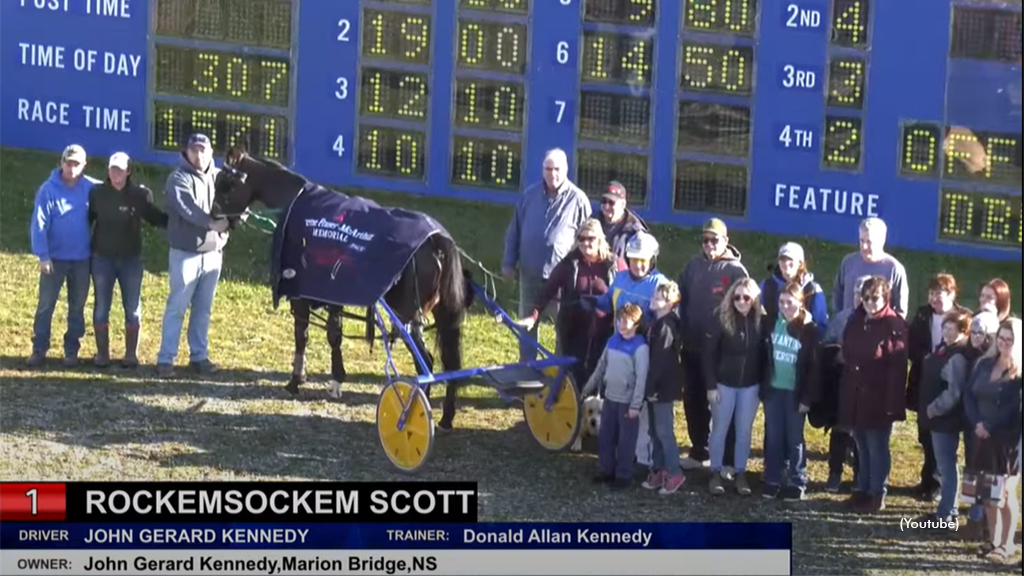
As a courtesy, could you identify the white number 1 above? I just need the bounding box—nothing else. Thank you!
[555,100,566,123]
[25,488,38,515]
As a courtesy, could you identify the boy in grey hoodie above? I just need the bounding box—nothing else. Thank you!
[583,302,650,489]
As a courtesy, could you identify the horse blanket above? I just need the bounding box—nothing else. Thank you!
[270,183,449,308]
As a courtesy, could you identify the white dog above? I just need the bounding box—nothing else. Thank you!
[572,395,604,451]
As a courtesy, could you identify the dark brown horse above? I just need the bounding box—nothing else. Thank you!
[214,145,469,431]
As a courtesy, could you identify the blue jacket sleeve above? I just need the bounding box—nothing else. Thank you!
[594,289,613,314]
[29,184,51,262]
[501,197,523,271]
[808,288,830,339]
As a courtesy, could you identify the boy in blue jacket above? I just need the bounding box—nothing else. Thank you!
[28,144,101,367]
[582,303,650,489]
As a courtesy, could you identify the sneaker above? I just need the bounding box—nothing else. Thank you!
[843,491,866,510]
[26,352,45,368]
[642,470,666,490]
[62,355,79,368]
[781,486,806,501]
[762,484,781,499]
[734,472,751,496]
[709,474,725,495]
[659,473,685,495]
[156,363,174,378]
[721,466,736,481]
[681,455,709,470]
[191,359,218,374]
[825,472,842,493]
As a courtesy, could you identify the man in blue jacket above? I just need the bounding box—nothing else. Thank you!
[27,144,101,367]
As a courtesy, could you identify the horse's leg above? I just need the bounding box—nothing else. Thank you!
[435,308,463,432]
[285,299,310,396]
[326,305,346,398]
[406,319,435,376]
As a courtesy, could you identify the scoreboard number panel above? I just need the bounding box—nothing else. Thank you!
[2,0,1020,262]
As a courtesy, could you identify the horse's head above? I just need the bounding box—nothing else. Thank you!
[222,144,307,211]
[213,165,253,229]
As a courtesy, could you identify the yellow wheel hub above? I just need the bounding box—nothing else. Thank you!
[376,379,434,473]
[523,366,581,451]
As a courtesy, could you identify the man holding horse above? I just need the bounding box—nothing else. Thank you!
[502,148,592,362]
[156,133,231,377]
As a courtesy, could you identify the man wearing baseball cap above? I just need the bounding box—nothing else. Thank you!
[676,217,749,470]
[156,133,230,376]
[88,151,168,368]
[27,144,102,367]
[597,180,649,260]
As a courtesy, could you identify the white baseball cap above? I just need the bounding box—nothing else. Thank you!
[778,242,805,263]
[61,144,87,164]
[108,152,130,170]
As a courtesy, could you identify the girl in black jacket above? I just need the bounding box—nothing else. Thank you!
[640,281,685,495]
[762,281,822,501]
[703,277,770,496]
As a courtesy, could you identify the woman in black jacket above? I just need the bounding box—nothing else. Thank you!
[89,152,167,368]
[703,277,770,496]
[761,281,821,501]
[916,309,972,523]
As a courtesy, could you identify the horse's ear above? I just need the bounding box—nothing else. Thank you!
[225,144,247,166]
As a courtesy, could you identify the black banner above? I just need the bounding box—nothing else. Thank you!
[63,482,477,523]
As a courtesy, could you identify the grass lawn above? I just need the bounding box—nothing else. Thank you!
[0,145,1020,574]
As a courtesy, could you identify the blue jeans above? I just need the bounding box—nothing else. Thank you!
[32,259,90,357]
[599,400,641,481]
[852,425,893,497]
[157,248,222,365]
[91,255,143,328]
[648,401,681,475]
[762,388,808,489]
[709,384,760,473]
[517,274,556,362]
[930,431,960,519]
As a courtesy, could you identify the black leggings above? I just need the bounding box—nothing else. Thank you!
[560,326,610,394]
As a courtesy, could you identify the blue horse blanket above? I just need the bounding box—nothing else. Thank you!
[271,184,449,308]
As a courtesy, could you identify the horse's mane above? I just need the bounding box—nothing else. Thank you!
[251,155,311,185]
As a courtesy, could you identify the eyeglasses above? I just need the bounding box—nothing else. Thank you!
[970,330,986,337]
[702,236,720,245]
[734,294,752,303]
[600,199,617,206]
[997,335,1014,345]
[578,236,597,243]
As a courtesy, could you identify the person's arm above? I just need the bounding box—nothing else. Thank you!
[88,186,98,229]
[528,259,569,320]
[831,260,845,314]
[676,265,691,331]
[701,327,722,391]
[30,184,52,262]
[962,365,982,425]
[800,326,823,407]
[808,288,830,339]
[501,196,524,272]
[581,348,608,397]
[892,261,910,318]
[884,322,910,416]
[630,344,650,411]
[135,185,169,228]
[928,353,969,417]
[165,171,215,229]
[982,378,1022,434]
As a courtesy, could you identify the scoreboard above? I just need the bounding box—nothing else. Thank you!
[0,0,1020,262]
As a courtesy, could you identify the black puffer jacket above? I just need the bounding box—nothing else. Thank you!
[702,312,770,391]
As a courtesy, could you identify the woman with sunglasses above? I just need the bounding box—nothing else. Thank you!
[517,219,625,389]
[962,318,1022,562]
[702,277,770,496]
[837,276,910,513]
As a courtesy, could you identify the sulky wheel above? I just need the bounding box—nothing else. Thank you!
[376,377,435,474]
[522,366,581,452]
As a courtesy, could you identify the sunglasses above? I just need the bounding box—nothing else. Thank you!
[702,236,720,245]
[734,294,752,303]
[578,235,597,243]
[970,330,987,337]
[600,199,618,206]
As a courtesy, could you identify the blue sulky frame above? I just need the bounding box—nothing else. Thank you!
[372,280,582,473]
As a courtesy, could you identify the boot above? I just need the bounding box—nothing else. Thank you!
[94,326,110,368]
[122,326,139,368]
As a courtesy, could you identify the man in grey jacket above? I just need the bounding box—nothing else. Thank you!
[502,148,591,361]
[156,134,230,376]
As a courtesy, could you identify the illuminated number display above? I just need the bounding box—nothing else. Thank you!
[674,160,748,216]
[451,137,522,190]
[898,122,1023,187]
[359,68,429,120]
[357,126,427,178]
[939,189,1022,248]
[577,149,650,205]
[822,116,862,171]
[154,0,292,49]
[456,20,528,74]
[949,6,1022,63]
[830,0,870,48]
[680,43,754,95]
[677,100,751,157]
[154,46,290,107]
[458,0,528,14]
[585,0,657,26]
[153,101,288,160]
[683,0,758,36]
[454,79,525,131]
[361,10,432,64]
[578,91,651,145]
[581,31,654,87]
[826,56,865,109]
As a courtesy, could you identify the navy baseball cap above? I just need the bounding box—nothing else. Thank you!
[187,133,212,150]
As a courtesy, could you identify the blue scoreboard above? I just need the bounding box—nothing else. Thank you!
[1,0,1020,261]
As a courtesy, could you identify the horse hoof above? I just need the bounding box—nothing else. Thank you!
[285,377,303,396]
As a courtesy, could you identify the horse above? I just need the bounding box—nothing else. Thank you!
[213,145,470,431]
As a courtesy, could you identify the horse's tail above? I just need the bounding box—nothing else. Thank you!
[437,235,467,323]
